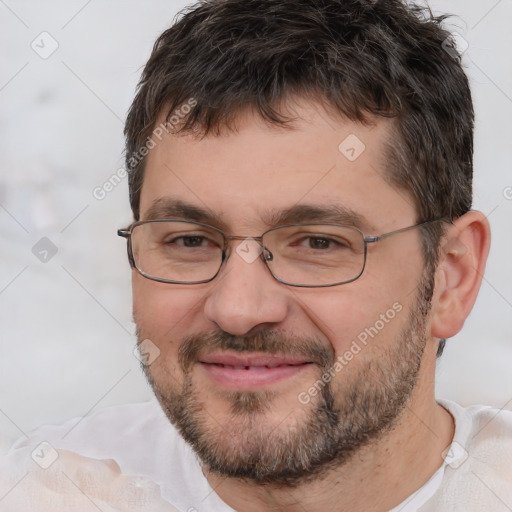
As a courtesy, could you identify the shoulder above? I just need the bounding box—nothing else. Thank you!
[11,400,191,483]
[0,446,181,512]
[440,399,512,457]
[8,400,228,510]
[423,400,512,511]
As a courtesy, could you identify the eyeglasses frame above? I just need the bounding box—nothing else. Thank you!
[117,217,447,288]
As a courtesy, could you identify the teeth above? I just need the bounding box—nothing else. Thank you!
[211,363,304,369]
[218,364,274,370]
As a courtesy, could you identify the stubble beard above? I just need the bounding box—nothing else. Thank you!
[139,273,434,488]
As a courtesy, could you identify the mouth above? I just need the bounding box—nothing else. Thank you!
[198,353,313,389]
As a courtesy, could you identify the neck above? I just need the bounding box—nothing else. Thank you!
[205,357,454,512]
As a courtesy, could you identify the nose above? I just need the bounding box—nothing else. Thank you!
[203,241,289,336]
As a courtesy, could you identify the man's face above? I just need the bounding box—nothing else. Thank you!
[133,100,436,485]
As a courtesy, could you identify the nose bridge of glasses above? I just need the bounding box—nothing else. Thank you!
[226,234,264,243]
[223,234,273,264]
[224,234,266,253]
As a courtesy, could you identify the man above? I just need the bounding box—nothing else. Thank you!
[6,0,512,510]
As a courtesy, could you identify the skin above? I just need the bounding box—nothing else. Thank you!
[133,98,490,512]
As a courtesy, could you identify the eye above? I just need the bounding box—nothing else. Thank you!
[303,237,335,250]
[295,235,350,250]
[161,229,224,249]
[169,235,210,247]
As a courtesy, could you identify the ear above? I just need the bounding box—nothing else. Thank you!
[430,211,491,339]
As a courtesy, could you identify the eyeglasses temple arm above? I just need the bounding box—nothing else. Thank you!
[364,218,449,244]
[117,229,131,238]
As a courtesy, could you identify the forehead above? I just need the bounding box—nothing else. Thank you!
[139,100,416,232]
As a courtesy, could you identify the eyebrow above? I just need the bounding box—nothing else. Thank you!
[143,198,370,231]
[144,197,229,229]
[263,204,369,229]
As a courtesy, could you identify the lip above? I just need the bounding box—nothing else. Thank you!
[198,352,313,389]
[200,353,310,368]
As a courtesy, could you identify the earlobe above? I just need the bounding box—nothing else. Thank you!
[430,211,491,339]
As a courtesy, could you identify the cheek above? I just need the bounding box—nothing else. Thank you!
[300,279,407,358]
[133,272,197,327]
[132,272,211,362]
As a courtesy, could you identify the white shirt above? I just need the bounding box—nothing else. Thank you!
[10,399,512,511]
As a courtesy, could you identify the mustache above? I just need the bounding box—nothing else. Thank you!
[178,330,335,373]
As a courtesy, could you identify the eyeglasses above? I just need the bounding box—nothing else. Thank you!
[117,218,445,288]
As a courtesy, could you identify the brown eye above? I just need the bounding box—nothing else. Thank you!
[307,237,333,250]
[172,236,207,247]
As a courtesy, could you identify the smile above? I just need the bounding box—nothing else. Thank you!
[198,353,313,388]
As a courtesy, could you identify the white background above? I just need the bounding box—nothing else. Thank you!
[0,0,511,453]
